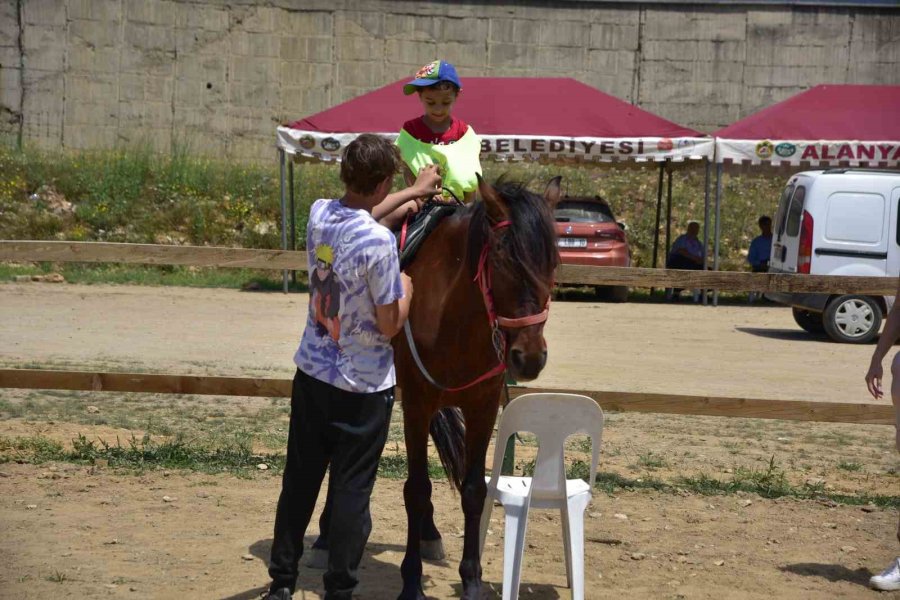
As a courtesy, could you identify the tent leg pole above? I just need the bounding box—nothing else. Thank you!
[702,159,711,306]
[280,149,288,294]
[289,159,297,286]
[652,162,665,295]
[664,163,673,260]
[713,163,723,307]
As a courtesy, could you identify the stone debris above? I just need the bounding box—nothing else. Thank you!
[822,522,837,529]
[256,463,269,471]
[740,500,753,508]
[630,552,646,561]
[26,504,37,509]
[241,554,255,561]
[714,560,725,566]
[840,546,857,553]
[86,405,101,414]
[613,513,628,520]
[162,496,176,503]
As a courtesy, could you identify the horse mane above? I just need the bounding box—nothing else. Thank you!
[465,179,560,299]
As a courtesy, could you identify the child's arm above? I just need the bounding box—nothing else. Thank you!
[374,273,413,338]
[373,165,442,227]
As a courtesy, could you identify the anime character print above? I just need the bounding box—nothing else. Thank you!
[310,244,341,344]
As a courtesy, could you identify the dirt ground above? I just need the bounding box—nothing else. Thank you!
[0,282,888,402]
[1,282,899,599]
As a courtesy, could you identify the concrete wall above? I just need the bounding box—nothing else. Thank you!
[2,0,898,161]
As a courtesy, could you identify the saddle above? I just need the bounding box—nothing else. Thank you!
[398,200,459,270]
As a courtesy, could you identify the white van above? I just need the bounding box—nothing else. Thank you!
[766,169,900,344]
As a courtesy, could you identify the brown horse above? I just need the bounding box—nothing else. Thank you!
[394,175,561,599]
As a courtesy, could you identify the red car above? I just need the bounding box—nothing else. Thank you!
[554,196,631,302]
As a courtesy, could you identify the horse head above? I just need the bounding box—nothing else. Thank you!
[472,176,561,382]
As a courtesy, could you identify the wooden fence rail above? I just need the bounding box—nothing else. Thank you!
[1,241,896,294]
[1,369,892,425]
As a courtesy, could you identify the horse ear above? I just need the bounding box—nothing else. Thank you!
[477,173,509,223]
[544,176,562,209]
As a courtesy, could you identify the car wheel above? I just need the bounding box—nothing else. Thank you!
[822,295,882,344]
[609,285,629,303]
[792,307,825,334]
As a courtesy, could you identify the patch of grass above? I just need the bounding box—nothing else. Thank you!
[635,450,669,470]
[837,461,863,472]
[0,262,309,291]
[377,451,446,480]
[46,570,68,583]
[0,432,449,480]
[0,435,65,463]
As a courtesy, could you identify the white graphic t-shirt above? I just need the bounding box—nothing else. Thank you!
[294,199,405,393]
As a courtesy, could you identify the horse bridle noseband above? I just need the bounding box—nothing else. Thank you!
[403,219,551,392]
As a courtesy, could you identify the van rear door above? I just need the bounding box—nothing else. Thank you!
[814,185,888,275]
[770,182,806,273]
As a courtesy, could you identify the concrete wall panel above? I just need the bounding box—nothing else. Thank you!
[1,0,897,160]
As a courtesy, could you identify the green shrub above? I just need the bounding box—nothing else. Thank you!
[1,141,784,271]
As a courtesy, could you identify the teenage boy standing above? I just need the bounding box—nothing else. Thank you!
[265,135,439,600]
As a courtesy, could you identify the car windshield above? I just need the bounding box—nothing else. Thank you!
[554,201,615,223]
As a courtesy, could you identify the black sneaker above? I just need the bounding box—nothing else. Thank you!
[263,588,292,600]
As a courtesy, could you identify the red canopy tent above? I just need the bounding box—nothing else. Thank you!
[714,84,900,167]
[705,84,900,303]
[274,78,714,291]
[278,78,713,163]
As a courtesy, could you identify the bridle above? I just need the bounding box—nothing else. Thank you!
[403,219,551,392]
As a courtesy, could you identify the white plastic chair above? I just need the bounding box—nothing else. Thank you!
[479,393,604,600]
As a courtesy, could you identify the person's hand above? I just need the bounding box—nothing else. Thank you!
[865,359,883,399]
[401,272,413,299]
[412,164,442,198]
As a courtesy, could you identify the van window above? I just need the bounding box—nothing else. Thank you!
[774,184,794,237]
[825,192,884,244]
[785,186,806,237]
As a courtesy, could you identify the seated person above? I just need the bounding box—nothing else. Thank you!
[665,221,704,301]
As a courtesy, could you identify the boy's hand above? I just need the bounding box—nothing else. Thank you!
[412,165,442,198]
[401,272,414,299]
[865,359,883,399]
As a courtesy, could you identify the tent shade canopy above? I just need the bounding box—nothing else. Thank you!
[714,84,900,167]
[278,78,713,164]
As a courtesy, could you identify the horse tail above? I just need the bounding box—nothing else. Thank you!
[429,407,466,492]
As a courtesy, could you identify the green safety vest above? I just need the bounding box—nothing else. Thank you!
[396,126,482,201]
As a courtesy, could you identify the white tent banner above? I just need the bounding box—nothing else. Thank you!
[277,126,714,163]
[716,138,900,166]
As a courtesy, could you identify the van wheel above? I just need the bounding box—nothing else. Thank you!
[792,308,825,334]
[823,295,882,344]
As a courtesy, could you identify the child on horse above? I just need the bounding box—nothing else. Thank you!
[379,60,483,230]
[264,135,440,600]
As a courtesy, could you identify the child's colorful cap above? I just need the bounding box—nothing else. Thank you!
[402,60,461,95]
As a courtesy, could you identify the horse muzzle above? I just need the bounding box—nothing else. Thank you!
[507,347,548,382]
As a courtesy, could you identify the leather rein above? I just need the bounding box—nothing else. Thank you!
[403,219,551,392]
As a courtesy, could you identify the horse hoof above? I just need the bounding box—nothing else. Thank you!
[420,538,446,561]
[305,547,328,569]
[396,587,426,600]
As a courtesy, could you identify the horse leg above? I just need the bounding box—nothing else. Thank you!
[420,501,445,561]
[398,407,432,600]
[458,402,499,600]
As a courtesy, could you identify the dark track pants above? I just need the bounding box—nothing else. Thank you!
[268,369,394,599]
